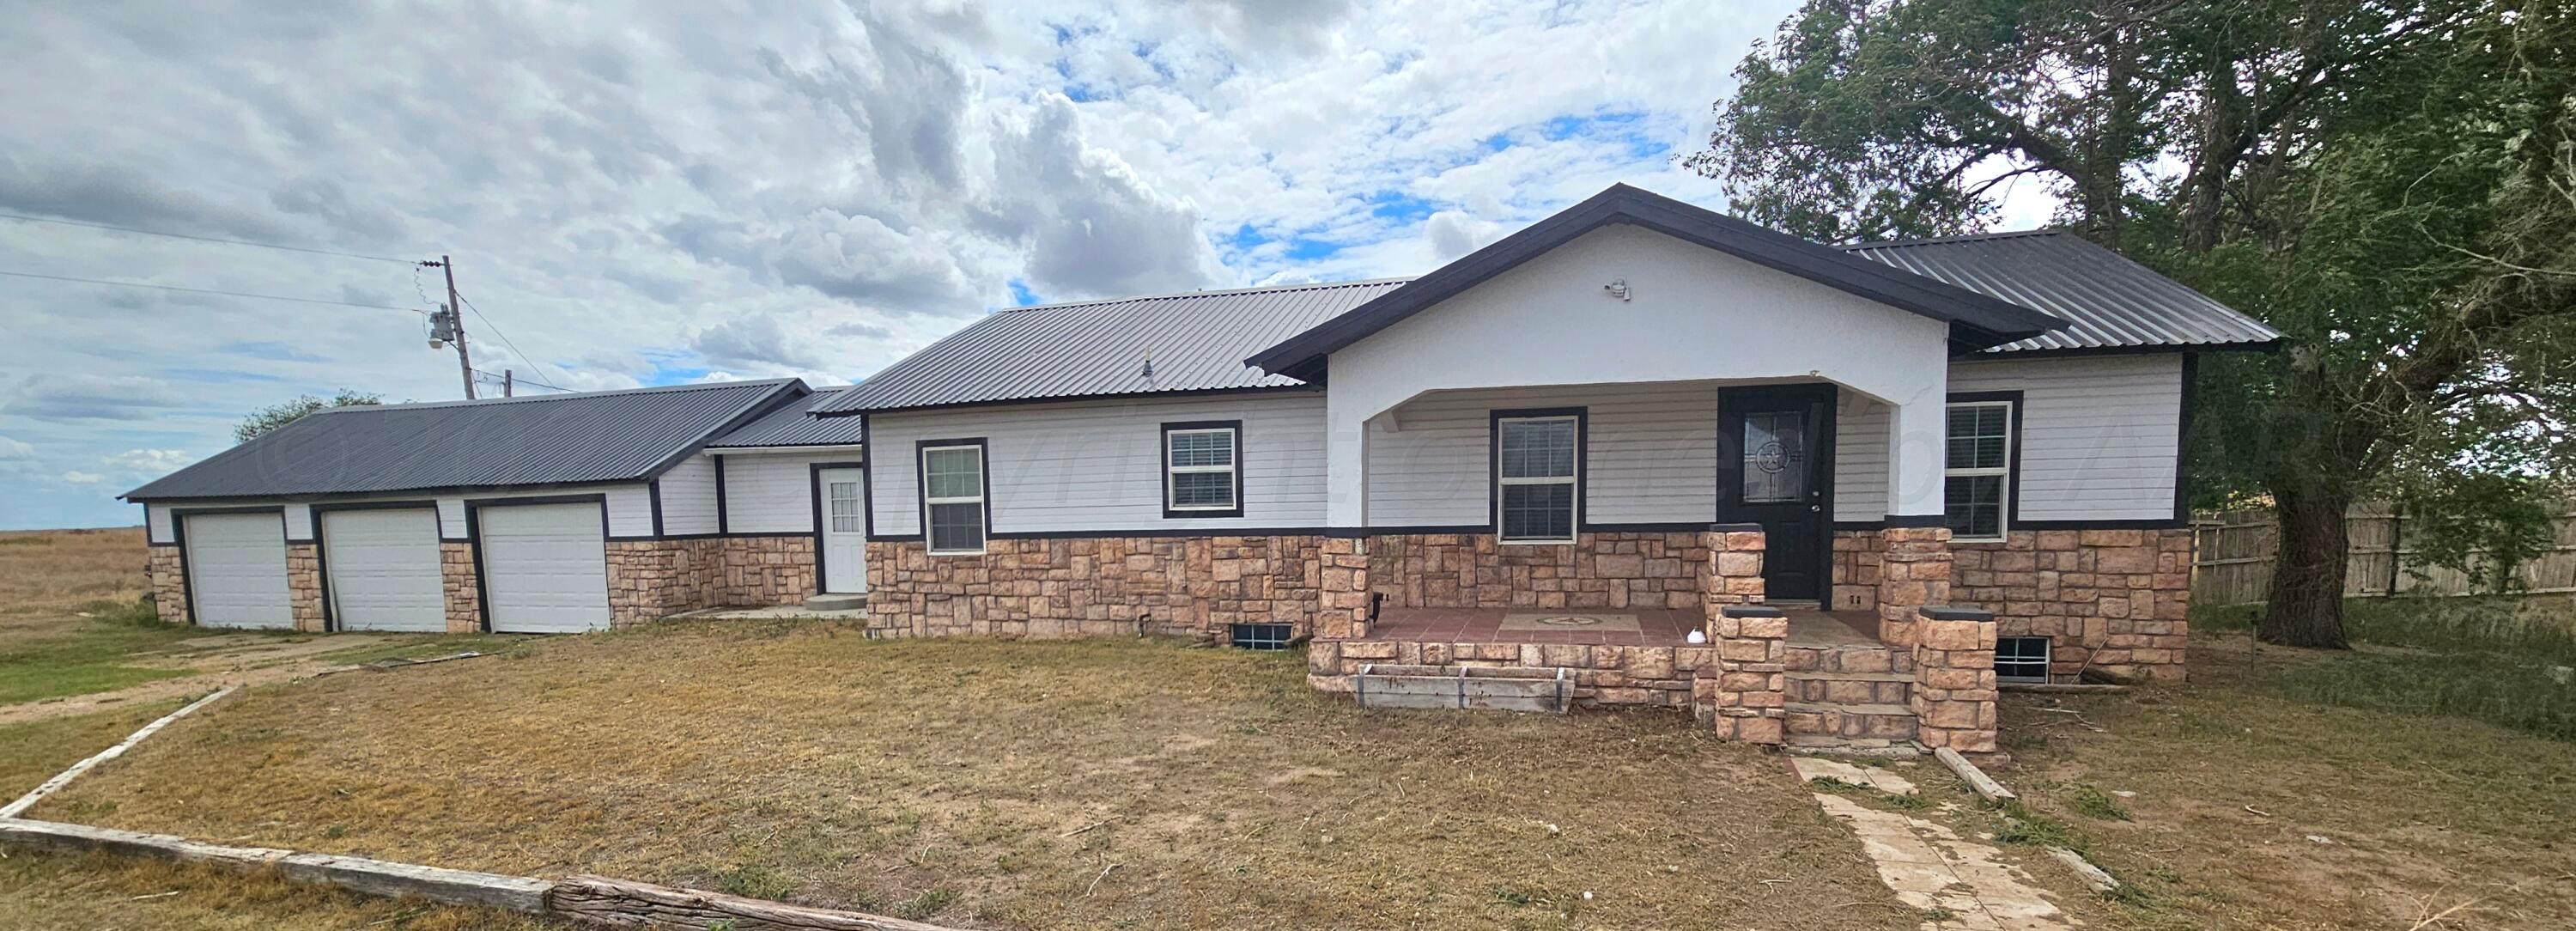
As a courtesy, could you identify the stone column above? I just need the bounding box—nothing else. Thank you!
[1874,525,1952,647]
[1700,604,1788,745]
[1910,605,2000,755]
[147,546,190,624]
[440,541,482,633]
[1701,524,1766,613]
[286,543,327,632]
[1317,535,1372,639]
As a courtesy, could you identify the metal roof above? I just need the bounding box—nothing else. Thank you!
[811,278,1410,415]
[707,387,867,447]
[125,379,805,501]
[1245,184,2069,375]
[1842,230,2281,353]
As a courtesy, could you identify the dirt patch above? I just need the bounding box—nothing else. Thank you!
[31,624,1913,930]
[0,645,356,727]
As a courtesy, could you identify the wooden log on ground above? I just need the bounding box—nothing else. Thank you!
[0,685,234,818]
[1935,746,2017,803]
[547,874,967,930]
[0,818,552,912]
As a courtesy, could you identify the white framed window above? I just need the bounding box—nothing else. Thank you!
[827,480,863,533]
[1163,422,1242,517]
[1494,413,1579,544]
[1996,636,2051,683]
[920,443,987,555]
[1944,400,2013,541]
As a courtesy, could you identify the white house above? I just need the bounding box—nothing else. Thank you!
[124,379,867,634]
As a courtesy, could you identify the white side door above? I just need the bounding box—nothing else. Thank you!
[185,512,293,629]
[818,467,867,593]
[321,508,447,632]
[477,502,611,633]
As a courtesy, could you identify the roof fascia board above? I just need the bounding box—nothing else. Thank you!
[814,384,1322,418]
[637,380,811,480]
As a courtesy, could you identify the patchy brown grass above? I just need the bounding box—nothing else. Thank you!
[31,623,1909,930]
[0,526,151,622]
[1996,632,2576,930]
[0,849,560,930]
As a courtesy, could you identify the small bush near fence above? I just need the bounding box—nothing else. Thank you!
[2195,597,2576,741]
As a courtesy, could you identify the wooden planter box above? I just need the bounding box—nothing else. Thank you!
[1351,664,1570,714]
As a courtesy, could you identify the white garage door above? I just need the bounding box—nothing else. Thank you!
[185,512,293,629]
[322,508,447,632]
[477,502,610,633]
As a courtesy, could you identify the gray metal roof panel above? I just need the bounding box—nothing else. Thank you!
[124,379,804,500]
[813,278,1410,414]
[1840,231,2281,353]
[707,388,868,447]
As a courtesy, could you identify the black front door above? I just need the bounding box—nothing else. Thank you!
[1718,386,1834,601]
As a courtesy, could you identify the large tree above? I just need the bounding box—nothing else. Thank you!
[1692,0,2576,647]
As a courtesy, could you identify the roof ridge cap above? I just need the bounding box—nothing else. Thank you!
[1840,228,2066,250]
[1001,276,1418,313]
[311,377,799,413]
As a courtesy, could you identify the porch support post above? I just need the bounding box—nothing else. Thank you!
[1320,395,1372,638]
[1886,392,1947,519]
[1874,526,1953,647]
[1703,604,1788,745]
[1911,605,2000,755]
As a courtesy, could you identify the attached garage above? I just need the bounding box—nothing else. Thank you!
[475,501,611,633]
[319,507,447,632]
[181,510,293,629]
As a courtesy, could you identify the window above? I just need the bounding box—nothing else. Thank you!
[1996,636,2051,683]
[1495,413,1579,544]
[827,480,863,533]
[920,443,987,555]
[1740,411,1810,502]
[1945,400,2013,541]
[1163,422,1242,517]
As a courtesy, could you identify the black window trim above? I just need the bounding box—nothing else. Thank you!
[1996,635,2052,684]
[1160,419,1246,520]
[1944,391,2023,542]
[915,437,991,556]
[1489,406,1587,545]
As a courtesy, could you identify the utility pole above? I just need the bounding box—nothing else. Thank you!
[503,369,513,398]
[440,254,475,399]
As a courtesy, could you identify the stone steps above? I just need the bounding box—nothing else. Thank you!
[1783,702,1919,742]
[1783,673,1912,705]
[1779,638,1923,750]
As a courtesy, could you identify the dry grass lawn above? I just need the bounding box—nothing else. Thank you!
[28,623,1913,930]
[1996,634,2576,930]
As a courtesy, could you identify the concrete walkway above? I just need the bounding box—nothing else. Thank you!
[1790,758,2072,930]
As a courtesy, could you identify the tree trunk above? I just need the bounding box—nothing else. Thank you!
[2261,490,2353,648]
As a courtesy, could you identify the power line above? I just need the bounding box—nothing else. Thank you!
[0,211,417,265]
[471,367,571,393]
[456,294,568,390]
[0,268,428,314]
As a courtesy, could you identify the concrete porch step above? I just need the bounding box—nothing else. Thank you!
[801,593,868,612]
[1783,702,1919,741]
[1784,734,1923,758]
[1784,675,1912,705]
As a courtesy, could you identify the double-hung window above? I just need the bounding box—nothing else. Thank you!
[1944,400,2014,541]
[1495,412,1580,544]
[920,442,987,555]
[1163,422,1242,518]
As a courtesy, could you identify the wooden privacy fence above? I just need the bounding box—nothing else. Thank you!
[2191,502,2576,605]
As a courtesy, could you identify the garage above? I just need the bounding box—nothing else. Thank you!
[320,508,447,632]
[182,511,293,629]
[476,502,611,633]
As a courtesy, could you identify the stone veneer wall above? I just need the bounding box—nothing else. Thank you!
[605,539,728,625]
[1950,528,2193,682]
[1309,640,1714,709]
[1828,529,1883,614]
[720,535,818,606]
[1366,532,1710,611]
[286,543,326,632]
[866,535,1344,642]
[147,546,189,624]
[1910,607,2001,753]
[1874,526,1953,647]
[440,542,481,633]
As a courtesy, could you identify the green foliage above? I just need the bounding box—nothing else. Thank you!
[234,389,383,444]
[81,594,163,628]
[712,861,795,900]
[1989,800,2082,851]
[2195,598,2576,739]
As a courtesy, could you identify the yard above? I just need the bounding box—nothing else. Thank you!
[6,526,2573,929]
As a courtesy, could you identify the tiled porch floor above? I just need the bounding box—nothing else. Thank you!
[1362,605,1884,648]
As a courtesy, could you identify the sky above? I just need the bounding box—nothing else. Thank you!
[0,0,2057,531]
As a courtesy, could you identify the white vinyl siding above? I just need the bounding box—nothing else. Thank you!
[718,451,858,534]
[1832,395,1891,521]
[654,454,721,536]
[1368,383,1719,528]
[1947,354,2183,522]
[148,484,655,544]
[866,393,1327,536]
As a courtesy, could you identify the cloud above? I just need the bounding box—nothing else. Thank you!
[62,471,105,484]
[4,374,191,421]
[103,448,194,474]
[691,313,836,371]
[0,435,31,459]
